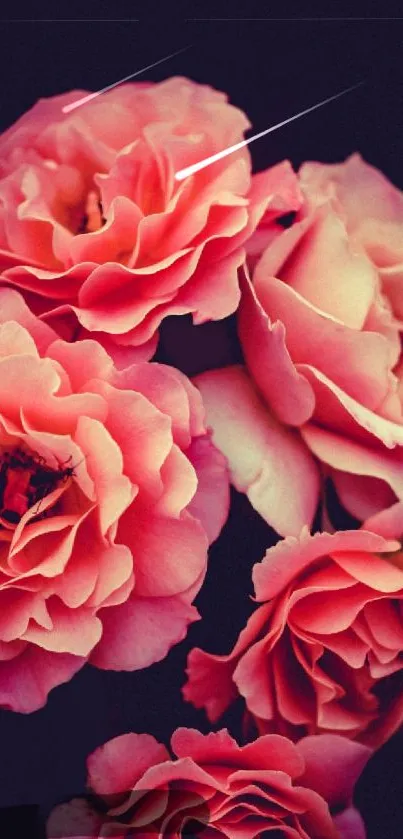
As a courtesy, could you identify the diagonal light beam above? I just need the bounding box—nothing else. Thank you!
[174,81,364,181]
[62,45,191,114]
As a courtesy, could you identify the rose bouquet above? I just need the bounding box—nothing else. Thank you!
[0,74,401,838]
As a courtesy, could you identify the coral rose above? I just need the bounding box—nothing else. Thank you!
[184,523,403,749]
[197,155,403,531]
[0,77,284,355]
[0,288,229,713]
[46,728,371,838]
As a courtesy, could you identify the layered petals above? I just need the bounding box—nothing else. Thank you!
[48,727,370,838]
[185,523,403,748]
[194,366,320,536]
[237,154,403,526]
[0,78,284,349]
[0,289,229,711]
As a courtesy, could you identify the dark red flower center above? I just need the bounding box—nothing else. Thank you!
[0,448,74,525]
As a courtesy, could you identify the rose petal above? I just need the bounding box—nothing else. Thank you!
[194,366,320,536]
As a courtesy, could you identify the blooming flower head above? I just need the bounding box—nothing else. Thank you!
[0,288,229,713]
[184,523,403,750]
[0,77,282,355]
[46,728,371,838]
[196,156,403,533]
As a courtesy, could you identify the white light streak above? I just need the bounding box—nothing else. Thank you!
[62,46,191,113]
[174,81,364,181]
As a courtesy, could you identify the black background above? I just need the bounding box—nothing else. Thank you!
[0,4,402,837]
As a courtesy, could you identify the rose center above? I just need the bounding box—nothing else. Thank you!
[77,189,106,234]
[0,448,73,525]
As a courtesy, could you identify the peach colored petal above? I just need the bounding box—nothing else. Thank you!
[267,206,377,329]
[252,528,398,603]
[331,471,396,521]
[299,363,403,447]
[245,160,304,264]
[86,542,134,609]
[112,362,205,448]
[0,354,107,434]
[0,320,39,358]
[85,379,172,502]
[255,276,394,412]
[91,595,200,670]
[0,286,59,349]
[46,337,114,390]
[253,212,313,282]
[290,585,373,634]
[194,366,320,536]
[0,646,85,713]
[176,248,244,324]
[333,806,367,839]
[183,604,272,722]
[381,263,403,319]
[0,590,44,641]
[155,444,198,517]
[330,549,403,592]
[301,424,403,500]
[238,267,315,426]
[3,261,94,299]
[300,153,403,232]
[21,600,102,656]
[68,197,142,265]
[173,728,305,778]
[118,508,207,598]
[74,415,133,532]
[185,434,230,544]
[75,327,158,366]
[87,733,170,796]
[298,734,372,810]
[232,637,275,720]
[8,510,84,576]
[363,500,403,539]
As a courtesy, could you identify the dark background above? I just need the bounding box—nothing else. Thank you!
[0,5,402,837]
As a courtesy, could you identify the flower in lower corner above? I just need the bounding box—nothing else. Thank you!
[46,728,371,838]
[184,523,403,751]
[0,288,229,713]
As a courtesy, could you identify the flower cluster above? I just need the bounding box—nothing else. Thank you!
[47,729,371,839]
[0,77,400,837]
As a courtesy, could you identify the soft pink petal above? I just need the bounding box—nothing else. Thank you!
[185,434,230,544]
[21,600,102,656]
[194,366,320,536]
[0,646,85,713]
[264,205,377,329]
[91,595,200,670]
[117,508,207,598]
[238,267,315,426]
[252,528,399,603]
[112,362,206,448]
[87,732,169,795]
[333,806,367,839]
[254,276,393,412]
[301,424,403,499]
[330,471,396,521]
[183,604,272,721]
[299,364,403,448]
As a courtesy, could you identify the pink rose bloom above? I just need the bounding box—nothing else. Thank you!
[184,521,403,749]
[0,288,229,713]
[195,155,403,532]
[46,728,371,838]
[0,77,284,356]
